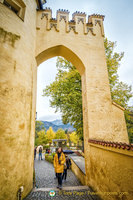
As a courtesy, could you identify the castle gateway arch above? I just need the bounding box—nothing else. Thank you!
[0,1,132,200]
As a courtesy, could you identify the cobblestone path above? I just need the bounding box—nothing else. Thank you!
[34,153,82,188]
[24,154,100,200]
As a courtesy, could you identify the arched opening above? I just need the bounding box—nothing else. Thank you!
[36,45,85,75]
[34,45,87,189]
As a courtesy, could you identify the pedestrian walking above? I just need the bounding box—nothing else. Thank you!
[67,156,71,169]
[53,147,65,189]
[54,148,58,179]
[62,155,71,181]
[34,147,37,160]
[39,146,43,160]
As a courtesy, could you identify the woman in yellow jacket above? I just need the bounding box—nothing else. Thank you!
[54,148,58,179]
[54,147,65,189]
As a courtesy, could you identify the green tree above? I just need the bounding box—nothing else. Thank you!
[44,57,83,140]
[104,38,133,108]
[55,128,67,139]
[46,127,55,146]
[43,38,133,141]
[36,130,48,145]
[69,132,80,145]
[124,108,133,143]
[35,121,45,138]
[105,38,133,143]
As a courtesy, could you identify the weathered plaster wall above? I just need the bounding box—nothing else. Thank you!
[35,9,132,199]
[36,9,129,144]
[112,103,128,142]
[71,158,86,185]
[0,1,37,199]
[86,144,133,200]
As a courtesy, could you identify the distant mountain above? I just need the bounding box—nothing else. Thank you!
[41,120,75,132]
[52,119,64,126]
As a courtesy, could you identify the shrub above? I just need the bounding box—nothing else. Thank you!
[51,152,56,157]
[45,154,53,164]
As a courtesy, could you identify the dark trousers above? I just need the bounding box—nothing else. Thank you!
[57,173,62,186]
[62,169,67,180]
[39,152,42,160]
[55,173,58,178]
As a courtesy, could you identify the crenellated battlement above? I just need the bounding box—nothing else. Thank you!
[37,8,105,36]
[57,9,70,14]
[72,11,86,20]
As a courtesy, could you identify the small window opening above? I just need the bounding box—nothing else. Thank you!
[3,0,20,15]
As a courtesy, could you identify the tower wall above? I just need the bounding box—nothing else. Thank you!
[0,1,37,199]
[35,9,132,200]
[36,8,129,144]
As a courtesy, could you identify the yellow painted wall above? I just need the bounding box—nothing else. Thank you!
[36,9,129,144]
[71,158,86,185]
[86,144,133,200]
[35,10,133,200]
[0,2,132,200]
[0,1,37,199]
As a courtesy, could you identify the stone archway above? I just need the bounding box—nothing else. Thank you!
[35,44,88,164]
[36,45,85,75]
[35,8,129,144]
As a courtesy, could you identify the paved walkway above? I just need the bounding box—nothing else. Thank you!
[34,153,82,188]
[24,153,100,200]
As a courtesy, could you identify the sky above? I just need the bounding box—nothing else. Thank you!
[36,0,133,121]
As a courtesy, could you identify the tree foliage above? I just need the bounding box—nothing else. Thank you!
[46,127,55,145]
[44,57,83,140]
[124,109,133,143]
[104,38,133,143]
[35,121,45,138]
[35,130,48,146]
[43,38,133,142]
[104,38,133,108]
[69,132,80,144]
[55,128,67,139]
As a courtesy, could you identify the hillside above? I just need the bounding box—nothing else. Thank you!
[41,120,75,132]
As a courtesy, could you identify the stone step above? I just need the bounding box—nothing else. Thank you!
[24,186,101,200]
[33,185,90,192]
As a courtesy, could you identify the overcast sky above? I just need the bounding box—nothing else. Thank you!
[36,0,133,121]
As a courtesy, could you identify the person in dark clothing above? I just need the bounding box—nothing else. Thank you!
[39,146,43,160]
[53,147,65,189]
[67,156,71,169]
[62,162,67,181]
[54,172,58,179]
[62,155,71,181]
[34,147,37,160]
